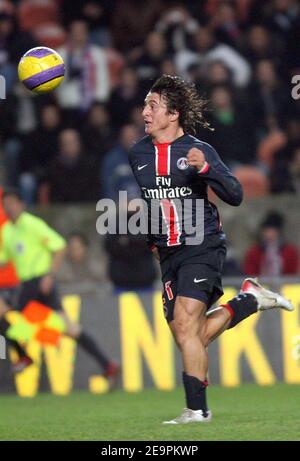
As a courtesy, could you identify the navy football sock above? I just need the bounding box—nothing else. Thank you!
[182,372,208,414]
[222,293,258,329]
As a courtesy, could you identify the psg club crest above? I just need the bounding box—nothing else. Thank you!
[177,157,188,170]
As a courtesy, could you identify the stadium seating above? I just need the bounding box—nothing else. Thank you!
[233,165,270,198]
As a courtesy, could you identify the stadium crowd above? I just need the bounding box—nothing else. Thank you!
[0,0,299,204]
[0,0,299,284]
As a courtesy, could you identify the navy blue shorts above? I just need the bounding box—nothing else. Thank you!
[158,233,227,323]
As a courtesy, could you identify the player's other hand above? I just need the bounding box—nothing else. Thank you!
[187,147,206,171]
[39,274,55,295]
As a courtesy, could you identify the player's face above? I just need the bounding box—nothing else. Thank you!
[142,92,177,138]
[3,196,25,222]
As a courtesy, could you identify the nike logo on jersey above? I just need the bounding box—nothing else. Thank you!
[138,164,148,171]
[194,278,207,283]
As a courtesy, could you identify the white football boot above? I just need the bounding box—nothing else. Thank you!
[240,278,293,312]
[163,408,212,425]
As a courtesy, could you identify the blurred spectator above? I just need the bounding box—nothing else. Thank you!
[57,20,110,120]
[189,59,234,95]
[286,8,300,71]
[286,147,300,193]
[155,5,199,54]
[256,121,287,171]
[247,59,290,137]
[270,118,300,192]
[200,0,256,24]
[4,92,53,205]
[259,1,300,74]
[105,47,125,90]
[204,60,234,87]
[11,82,38,135]
[175,26,251,87]
[243,211,299,276]
[109,67,144,129]
[4,103,61,204]
[266,0,300,38]
[0,9,38,92]
[17,104,63,202]
[129,105,146,136]
[111,0,163,52]
[80,102,115,160]
[195,59,250,105]
[271,145,300,194]
[48,128,98,203]
[58,232,104,283]
[283,118,300,152]
[0,85,17,141]
[201,85,255,166]
[1,93,18,186]
[101,124,140,201]
[241,25,284,70]
[2,86,43,203]
[104,208,157,293]
[81,1,112,47]
[160,57,178,76]
[208,1,242,47]
[130,31,168,93]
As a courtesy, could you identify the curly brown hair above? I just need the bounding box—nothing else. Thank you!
[150,74,212,134]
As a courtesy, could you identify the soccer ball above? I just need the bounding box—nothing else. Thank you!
[18,46,65,94]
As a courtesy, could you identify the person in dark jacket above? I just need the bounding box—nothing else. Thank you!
[104,210,157,293]
[48,129,98,203]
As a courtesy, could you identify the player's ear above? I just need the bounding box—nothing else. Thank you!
[169,110,179,122]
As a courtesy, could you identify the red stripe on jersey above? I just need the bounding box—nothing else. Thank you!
[160,199,181,246]
[154,144,170,176]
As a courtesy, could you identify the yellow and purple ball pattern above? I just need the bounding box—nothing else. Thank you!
[18,47,65,94]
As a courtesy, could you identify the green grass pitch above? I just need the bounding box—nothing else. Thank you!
[0,384,299,441]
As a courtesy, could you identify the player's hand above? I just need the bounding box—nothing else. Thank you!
[187,147,207,171]
[39,274,55,295]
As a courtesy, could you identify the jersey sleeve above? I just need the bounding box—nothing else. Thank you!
[32,217,66,252]
[195,142,243,206]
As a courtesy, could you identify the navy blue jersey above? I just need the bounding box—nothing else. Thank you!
[128,134,243,248]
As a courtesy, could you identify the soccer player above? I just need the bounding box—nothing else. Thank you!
[0,189,119,384]
[128,75,293,424]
